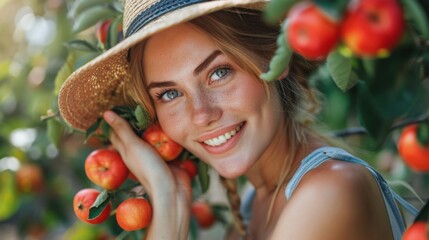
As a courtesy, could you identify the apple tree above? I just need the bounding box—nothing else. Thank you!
[5,0,424,238]
[263,0,429,237]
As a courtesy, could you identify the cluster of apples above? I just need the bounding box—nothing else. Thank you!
[286,0,405,60]
[73,149,153,231]
[73,124,195,231]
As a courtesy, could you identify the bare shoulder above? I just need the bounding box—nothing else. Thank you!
[290,159,378,218]
[270,159,392,240]
[299,159,376,196]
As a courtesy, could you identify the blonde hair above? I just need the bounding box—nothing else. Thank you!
[128,8,321,238]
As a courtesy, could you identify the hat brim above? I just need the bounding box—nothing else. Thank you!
[58,0,268,132]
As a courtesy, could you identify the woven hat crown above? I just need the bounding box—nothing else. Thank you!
[123,0,207,37]
[123,0,156,34]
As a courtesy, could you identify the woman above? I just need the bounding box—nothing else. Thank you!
[58,0,416,239]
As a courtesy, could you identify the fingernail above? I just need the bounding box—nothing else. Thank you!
[104,111,115,123]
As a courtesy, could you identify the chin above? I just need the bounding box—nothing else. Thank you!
[213,160,250,179]
[217,170,242,179]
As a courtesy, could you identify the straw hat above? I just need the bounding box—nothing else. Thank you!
[58,0,269,132]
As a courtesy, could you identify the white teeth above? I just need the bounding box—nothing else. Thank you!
[225,132,231,139]
[203,123,243,147]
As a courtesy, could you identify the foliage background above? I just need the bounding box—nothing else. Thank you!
[0,0,428,239]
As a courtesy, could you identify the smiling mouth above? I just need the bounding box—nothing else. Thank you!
[203,122,244,147]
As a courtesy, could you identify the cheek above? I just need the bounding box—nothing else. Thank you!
[232,78,269,112]
[156,107,188,145]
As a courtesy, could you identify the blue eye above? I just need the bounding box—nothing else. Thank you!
[210,66,231,83]
[157,89,182,102]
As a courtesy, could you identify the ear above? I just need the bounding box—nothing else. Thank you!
[277,67,290,80]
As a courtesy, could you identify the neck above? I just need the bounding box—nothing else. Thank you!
[244,123,322,197]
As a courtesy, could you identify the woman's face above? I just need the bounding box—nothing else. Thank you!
[143,23,283,178]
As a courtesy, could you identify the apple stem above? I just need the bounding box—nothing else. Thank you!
[110,209,117,216]
[366,11,380,24]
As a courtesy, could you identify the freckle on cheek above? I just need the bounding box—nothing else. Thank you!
[159,110,184,137]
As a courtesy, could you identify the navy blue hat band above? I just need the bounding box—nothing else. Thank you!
[125,0,205,38]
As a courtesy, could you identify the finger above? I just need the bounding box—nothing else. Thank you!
[103,110,139,145]
[108,130,124,154]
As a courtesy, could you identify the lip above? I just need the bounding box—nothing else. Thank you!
[198,121,246,155]
[197,122,244,142]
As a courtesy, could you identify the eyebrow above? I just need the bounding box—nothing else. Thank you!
[193,50,222,76]
[147,81,176,91]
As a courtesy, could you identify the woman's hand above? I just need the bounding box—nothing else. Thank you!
[103,110,192,239]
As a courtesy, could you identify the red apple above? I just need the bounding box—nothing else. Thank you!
[142,124,183,161]
[403,221,429,240]
[96,20,111,45]
[15,163,44,193]
[341,0,405,57]
[116,198,152,231]
[73,188,111,224]
[397,124,429,172]
[95,20,124,47]
[180,159,198,179]
[287,2,340,60]
[191,201,216,229]
[85,149,129,190]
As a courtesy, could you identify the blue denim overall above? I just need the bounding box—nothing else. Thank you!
[240,146,418,239]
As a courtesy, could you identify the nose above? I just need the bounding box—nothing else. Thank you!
[190,91,222,127]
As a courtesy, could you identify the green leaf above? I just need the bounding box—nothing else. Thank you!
[85,118,102,140]
[134,105,150,130]
[211,204,230,226]
[356,82,394,146]
[100,120,111,139]
[417,122,429,146]
[358,84,393,144]
[189,217,198,240]
[354,43,424,144]
[47,118,64,147]
[112,106,133,116]
[72,6,118,33]
[62,221,102,240]
[0,61,10,81]
[314,0,349,20]
[69,0,116,19]
[401,0,429,38]
[88,190,110,220]
[355,60,424,146]
[0,171,20,221]
[414,199,429,222]
[359,44,418,90]
[326,50,359,92]
[263,0,298,24]
[54,53,76,96]
[107,16,123,49]
[64,40,100,52]
[197,161,210,194]
[260,20,292,82]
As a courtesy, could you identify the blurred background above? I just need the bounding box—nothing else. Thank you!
[0,0,428,239]
[0,0,106,239]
